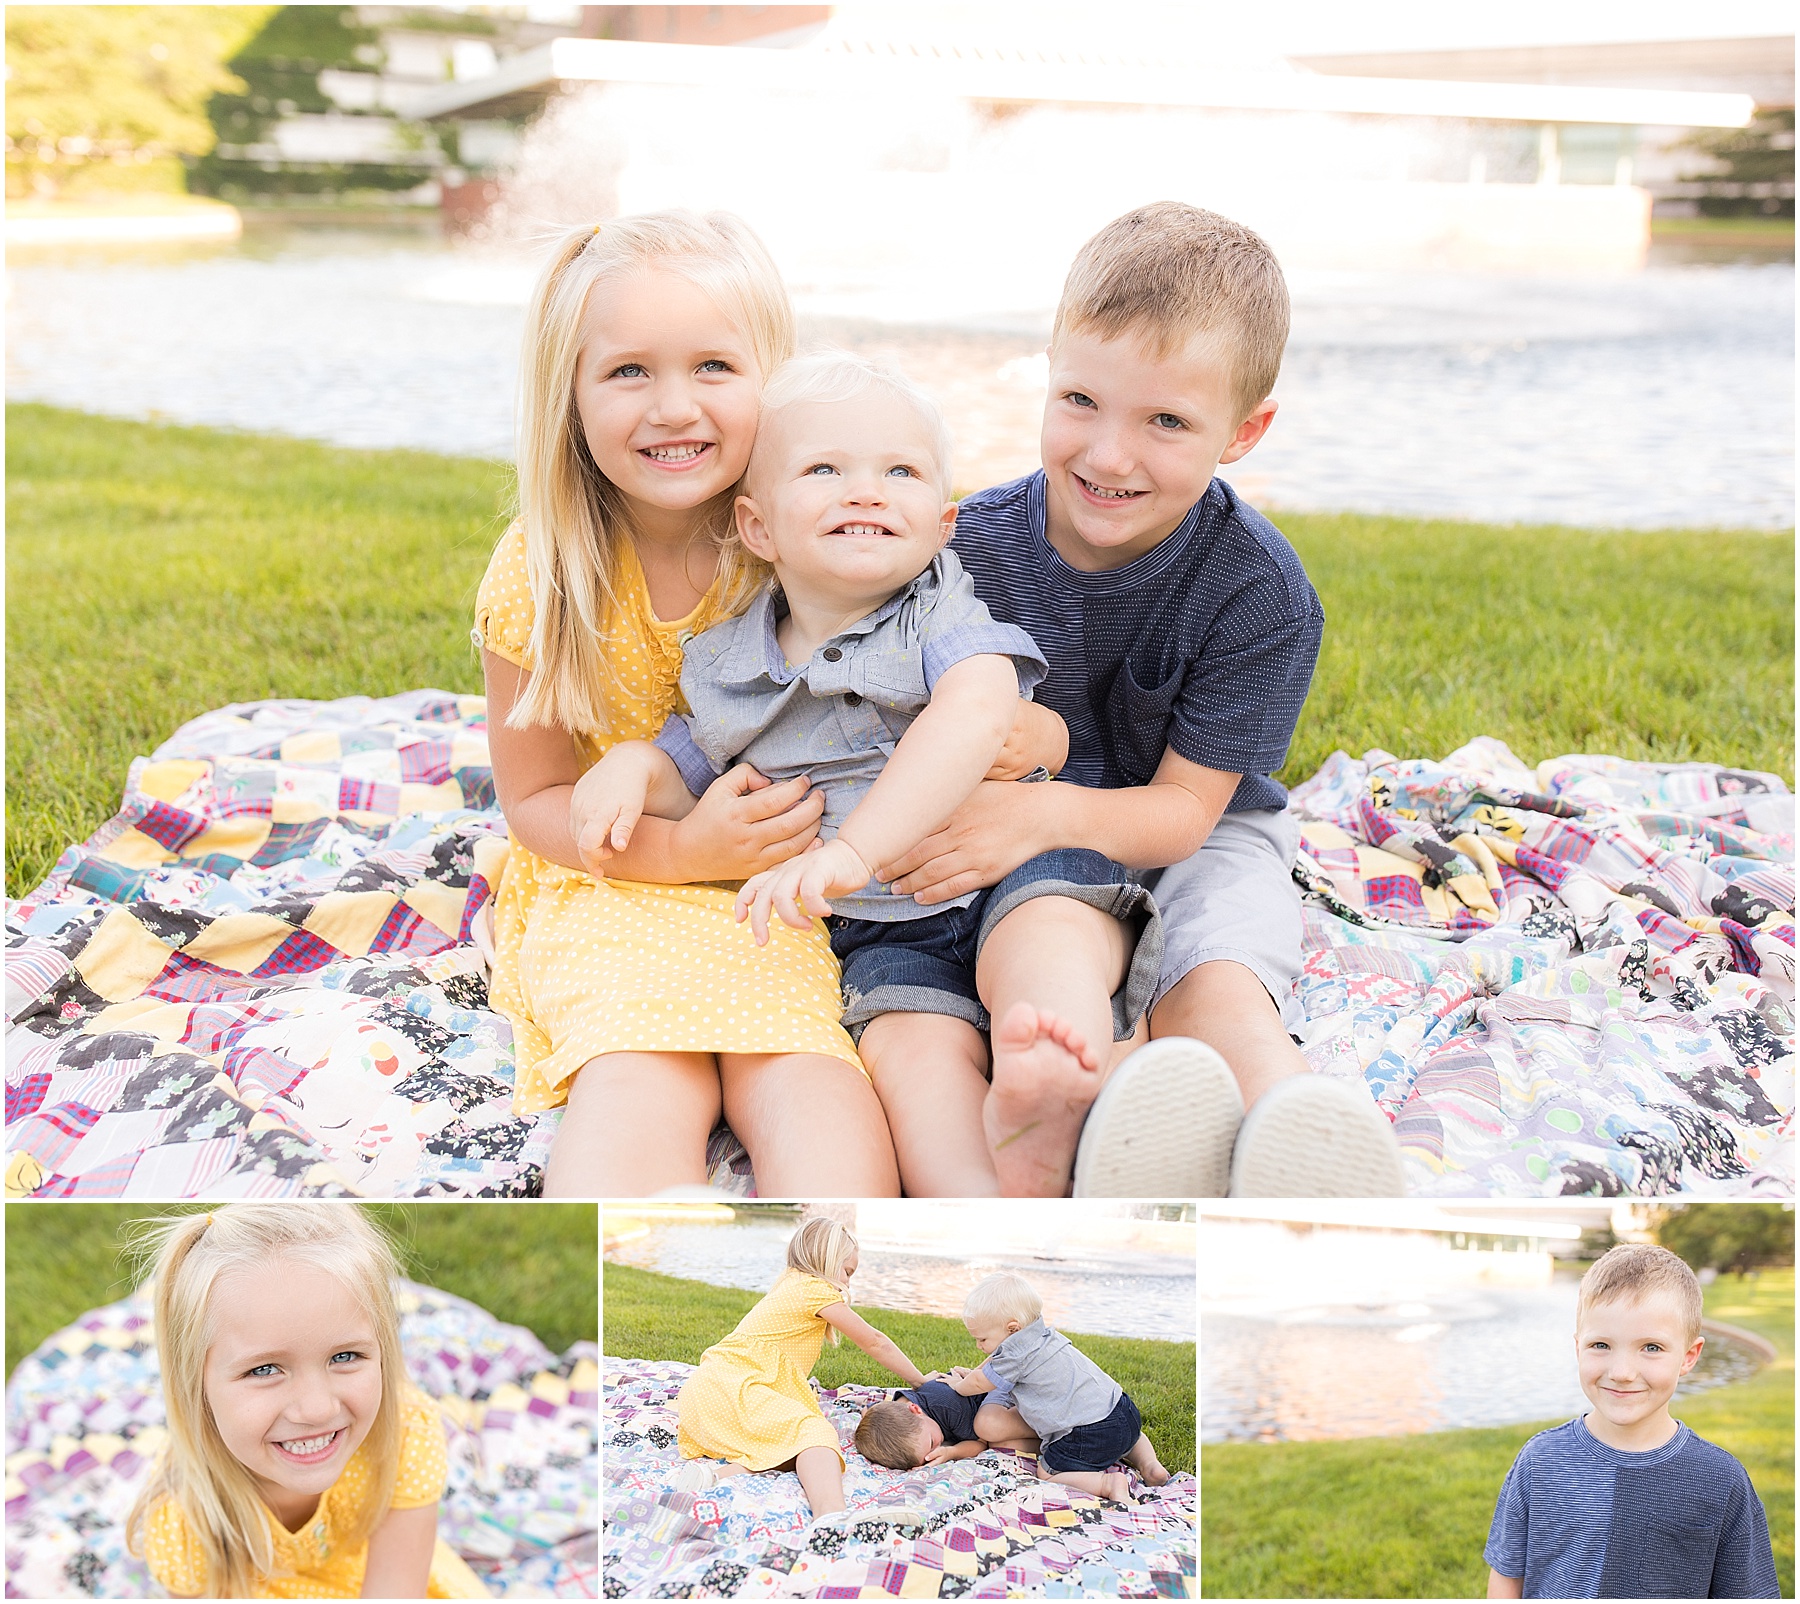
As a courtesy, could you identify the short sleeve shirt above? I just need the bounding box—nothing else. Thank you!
[981,1319,1123,1450]
[142,1387,448,1599]
[1484,1417,1779,1598]
[950,471,1323,812]
[655,547,1046,919]
[899,1374,1017,1444]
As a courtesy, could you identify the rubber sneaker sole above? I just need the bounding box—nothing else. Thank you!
[1228,1074,1407,1197]
[1071,1036,1243,1198]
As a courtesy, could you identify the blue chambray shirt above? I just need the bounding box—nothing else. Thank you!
[655,547,1046,921]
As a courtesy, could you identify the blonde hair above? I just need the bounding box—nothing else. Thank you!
[509,208,795,735]
[1051,201,1290,422]
[855,1399,929,1469]
[963,1272,1042,1330]
[124,1205,408,1600]
[786,1216,856,1346]
[1578,1244,1705,1344]
[749,351,954,493]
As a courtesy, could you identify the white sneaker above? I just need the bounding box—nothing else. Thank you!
[1228,1074,1407,1197]
[1072,1036,1243,1197]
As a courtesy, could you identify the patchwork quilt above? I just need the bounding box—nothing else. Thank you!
[5,1280,599,1599]
[602,1358,1196,1598]
[7,697,1794,1200]
[1287,740,1793,1198]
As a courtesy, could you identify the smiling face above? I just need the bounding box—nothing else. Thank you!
[203,1258,384,1525]
[1575,1289,1704,1448]
[964,1313,1021,1356]
[735,391,956,617]
[1040,325,1276,572]
[572,268,763,535]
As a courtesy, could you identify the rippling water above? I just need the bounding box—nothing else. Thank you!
[606,1217,1195,1342]
[6,224,1791,529]
[1202,1280,1761,1442]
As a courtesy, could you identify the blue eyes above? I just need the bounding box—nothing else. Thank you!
[243,1351,365,1379]
[1063,393,1187,429]
[803,464,919,478]
[1066,392,1096,409]
[247,1363,279,1378]
[608,360,734,380]
[1153,413,1187,430]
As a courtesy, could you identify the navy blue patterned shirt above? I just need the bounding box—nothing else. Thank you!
[1485,1417,1778,1598]
[950,471,1322,813]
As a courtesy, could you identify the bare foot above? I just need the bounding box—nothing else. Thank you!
[1138,1458,1171,1486]
[1097,1471,1134,1503]
[713,1462,750,1480]
[983,1003,1104,1197]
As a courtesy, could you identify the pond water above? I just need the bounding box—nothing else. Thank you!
[6,223,1791,530]
[1202,1280,1763,1442]
[605,1216,1196,1343]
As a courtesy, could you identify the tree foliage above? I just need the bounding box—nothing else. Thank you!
[5,6,276,196]
[1654,1204,1794,1275]
[1679,109,1796,219]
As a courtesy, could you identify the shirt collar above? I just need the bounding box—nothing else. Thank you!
[712,561,940,686]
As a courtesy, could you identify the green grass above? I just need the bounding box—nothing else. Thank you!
[6,1202,598,1376]
[1200,1269,1794,1599]
[603,1263,1196,1473]
[7,404,1794,895]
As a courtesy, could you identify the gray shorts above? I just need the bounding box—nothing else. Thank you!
[1145,808,1306,1034]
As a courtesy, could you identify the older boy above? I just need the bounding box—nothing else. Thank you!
[877,201,1403,1197]
[943,1272,1171,1504]
[1485,1244,1777,1599]
[854,1377,1039,1470]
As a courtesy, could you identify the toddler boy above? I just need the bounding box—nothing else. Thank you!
[880,201,1405,1197]
[943,1272,1171,1503]
[1484,1244,1777,1599]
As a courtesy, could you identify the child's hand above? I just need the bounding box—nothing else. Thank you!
[569,753,654,874]
[924,1443,966,1465]
[986,700,1068,780]
[671,765,824,880]
[734,838,873,944]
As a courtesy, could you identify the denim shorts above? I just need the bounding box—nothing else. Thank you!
[829,848,1162,1043]
[1039,1390,1142,1473]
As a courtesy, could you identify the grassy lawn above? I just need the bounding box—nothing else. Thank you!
[6,1202,597,1376]
[7,403,1794,896]
[604,1263,1196,1474]
[1200,1269,1795,1599]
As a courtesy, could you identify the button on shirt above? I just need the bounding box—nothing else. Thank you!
[655,548,1047,921]
[981,1318,1123,1450]
[1485,1417,1779,1598]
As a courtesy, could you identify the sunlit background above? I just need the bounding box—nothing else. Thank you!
[5,2,1793,527]
[1200,1201,1789,1443]
[604,1199,1197,1342]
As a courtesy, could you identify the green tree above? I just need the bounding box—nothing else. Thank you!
[5,6,275,198]
[1653,1204,1794,1274]
[1678,108,1796,220]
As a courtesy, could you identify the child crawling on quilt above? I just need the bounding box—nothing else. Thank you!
[898,1271,1172,1504]
[574,351,1162,1196]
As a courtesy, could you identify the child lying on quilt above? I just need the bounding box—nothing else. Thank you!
[853,1372,1041,1468]
[936,1272,1172,1505]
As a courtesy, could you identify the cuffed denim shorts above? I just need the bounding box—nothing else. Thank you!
[829,847,1162,1044]
[1039,1390,1143,1473]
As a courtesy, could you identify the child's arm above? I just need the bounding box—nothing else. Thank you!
[484,649,823,881]
[566,741,699,874]
[818,1303,929,1386]
[360,1502,437,1599]
[988,700,1068,780]
[1485,1570,1523,1599]
[925,1438,988,1466]
[735,653,1020,942]
[945,1364,998,1398]
[882,744,1240,904]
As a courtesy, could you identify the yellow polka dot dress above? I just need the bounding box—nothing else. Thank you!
[676,1270,851,1471]
[141,1387,486,1598]
[474,522,862,1114]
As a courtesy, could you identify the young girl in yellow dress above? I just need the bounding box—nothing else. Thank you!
[126,1204,486,1599]
[475,209,899,1197]
[676,1217,930,1527]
